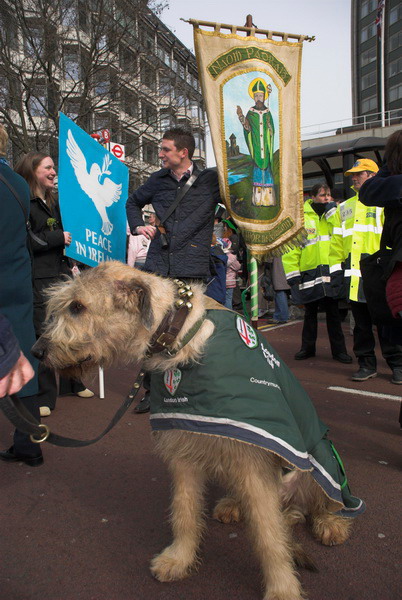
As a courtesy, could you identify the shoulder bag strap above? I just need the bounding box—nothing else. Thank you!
[159,171,200,226]
[0,173,47,247]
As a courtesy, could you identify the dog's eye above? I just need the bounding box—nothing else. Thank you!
[69,301,86,315]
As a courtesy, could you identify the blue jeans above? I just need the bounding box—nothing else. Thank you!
[273,290,289,322]
[225,288,234,309]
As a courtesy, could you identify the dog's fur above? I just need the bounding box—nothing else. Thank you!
[34,261,352,600]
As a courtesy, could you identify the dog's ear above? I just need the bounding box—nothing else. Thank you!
[113,279,154,330]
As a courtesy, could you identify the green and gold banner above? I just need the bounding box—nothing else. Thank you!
[192,21,308,259]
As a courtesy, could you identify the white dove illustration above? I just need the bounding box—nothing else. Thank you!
[66,129,122,235]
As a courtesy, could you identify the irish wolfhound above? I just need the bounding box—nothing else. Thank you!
[33,261,364,600]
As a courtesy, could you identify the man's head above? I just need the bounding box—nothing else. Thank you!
[159,128,195,171]
[344,158,379,191]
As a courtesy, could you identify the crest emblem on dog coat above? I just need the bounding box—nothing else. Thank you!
[236,316,258,348]
[164,369,182,395]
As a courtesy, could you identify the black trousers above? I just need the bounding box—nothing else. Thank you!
[13,393,42,457]
[37,362,85,410]
[350,301,402,370]
[301,297,347,356]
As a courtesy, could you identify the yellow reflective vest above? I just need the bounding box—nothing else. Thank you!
[328,192,383,302]
[282,199,337,304]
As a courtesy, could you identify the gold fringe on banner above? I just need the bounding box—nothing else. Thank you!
[188,19,314,259]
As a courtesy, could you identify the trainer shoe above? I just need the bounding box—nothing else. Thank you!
[77,388,94,398]
[294,350,315,360]
[333,353,353,364]
[351,368,377,382]
[391,368,402,384]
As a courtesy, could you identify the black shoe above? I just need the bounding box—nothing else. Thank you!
[134,395,150,414]
[0,446,43,467]
[391,368,402,384]
[333,353,353,364]
[351,368,377,382]
[294,350,315,360]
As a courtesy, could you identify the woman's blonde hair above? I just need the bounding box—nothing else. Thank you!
[0,124,8,156]
[14,151,55,206]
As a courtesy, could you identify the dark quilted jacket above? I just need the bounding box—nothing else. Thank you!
[126,167,220,278]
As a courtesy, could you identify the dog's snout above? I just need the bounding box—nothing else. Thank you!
[31,337,48,360]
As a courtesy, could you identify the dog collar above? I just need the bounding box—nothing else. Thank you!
[146,280,203,357]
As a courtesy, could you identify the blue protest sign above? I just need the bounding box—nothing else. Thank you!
[58,112,128,267]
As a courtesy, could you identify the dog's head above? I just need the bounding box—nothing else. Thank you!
[32,261,157,377]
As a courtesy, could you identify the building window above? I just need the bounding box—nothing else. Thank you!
[361,22,376,42]
[361,0,376,18]
[119,46,136,71]
[64,50,80,81]
[64,101,80,120]
[28,85,47,117]
[390,3,402,25]
[142,101,158,127]
[140,60,156,91]
[361,95,377,113]
[389,31,402,50]
[389,57,402,78]
[143,140,159,165]
[122,89,138,118]
[360,46,376,66]
[389,83,402,103]
[24,26,43,57]
[361,71,376,91]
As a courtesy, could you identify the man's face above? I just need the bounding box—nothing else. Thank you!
[159,138,187,171]
[253,92,265,106]
[351,170,374,191]
[312,187,332,204]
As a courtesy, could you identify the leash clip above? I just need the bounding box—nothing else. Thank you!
[30,423,50,444]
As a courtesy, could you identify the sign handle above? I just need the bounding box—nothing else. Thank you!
[99,366,105,399]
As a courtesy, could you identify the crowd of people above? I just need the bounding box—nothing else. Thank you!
[1,124,402,460]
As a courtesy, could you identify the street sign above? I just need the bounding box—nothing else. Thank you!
[110,142,125,162]
[102,129,110,142]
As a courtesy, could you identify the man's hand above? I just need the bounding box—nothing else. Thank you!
[0,352,34,397]
[64,231,72,245]
[137,225,156,240]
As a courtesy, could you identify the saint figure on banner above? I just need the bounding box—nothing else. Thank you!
[236,78,276,207]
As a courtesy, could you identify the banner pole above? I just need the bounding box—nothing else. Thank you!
[248,252,259,327]
[99,366,105,399]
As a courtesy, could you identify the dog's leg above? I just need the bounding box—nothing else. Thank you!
[213,496,242,523]
[230,455,304,600]
[310,511,352,546]
[150,458,206,582]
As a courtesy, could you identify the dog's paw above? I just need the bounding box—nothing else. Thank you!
[150,546,196,582]
[312,513,352,546]
[213,497,242,523]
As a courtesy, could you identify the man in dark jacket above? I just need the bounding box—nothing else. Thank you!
[126,128,221,412]
[126,128,220,279]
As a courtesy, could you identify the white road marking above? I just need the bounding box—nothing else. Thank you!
[328,386,402,402]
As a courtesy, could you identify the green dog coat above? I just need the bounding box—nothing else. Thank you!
[150,310,365,517]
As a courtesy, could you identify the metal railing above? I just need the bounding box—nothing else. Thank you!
[301,109,402,141]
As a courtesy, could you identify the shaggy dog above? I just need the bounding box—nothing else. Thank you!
[32,261,364,600]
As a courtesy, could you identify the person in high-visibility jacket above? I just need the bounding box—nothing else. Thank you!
[329,158,402,384]
[282,184,351,363]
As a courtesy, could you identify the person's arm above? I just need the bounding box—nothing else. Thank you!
[0,314,34,397]
[126,177,157,237]
[359,166,402,208]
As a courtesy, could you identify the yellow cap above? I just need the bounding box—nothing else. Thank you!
[345,158,379,176]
